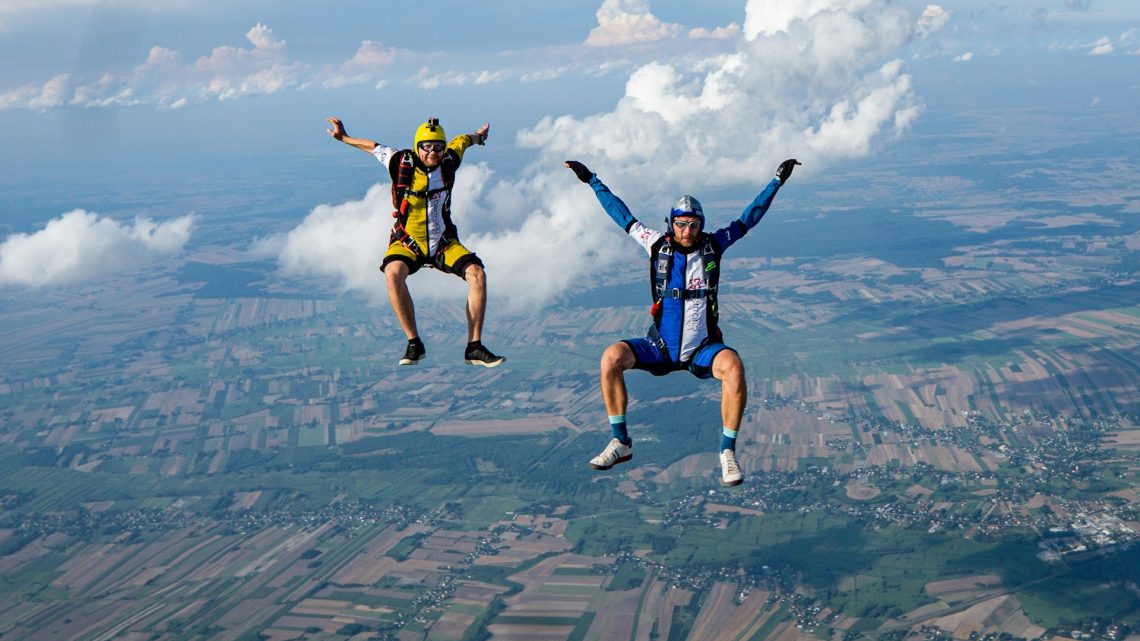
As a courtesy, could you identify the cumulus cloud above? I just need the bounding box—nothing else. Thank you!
[0,211,195,287]
[0,73,71,110]
[271,0,924,312]
[585,0,684,47]
[1089,36,1114,55]
[324,40,406,89]
[194,23,303,102]
[952,51,973,62]
[262,185,394,301]
[916,4,950,37]
[1064,0,1091,10]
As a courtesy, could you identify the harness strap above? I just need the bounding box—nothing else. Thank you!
[661,287,715,300]
[390,221,426,257]
[390,220,453,267]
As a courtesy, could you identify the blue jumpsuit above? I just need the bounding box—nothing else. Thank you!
[588,175,784,378]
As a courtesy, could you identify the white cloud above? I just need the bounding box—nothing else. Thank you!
[689,24,742,40]
[520,66,574,82]
[0,211,195,287]
[0,73,70,110]
[264,184,393,302]
[273,0,923,311]
[952,51,973,62]
[500,0,920,308]
[324,40,406,88]
[916,4,950,37]
[258,159,508,305]
[415,68,513,90]
[743,0,879,38]
[0,23,382,110]
[585,0,684,47]
[195,23,303,101]
[1089,36,1114,55]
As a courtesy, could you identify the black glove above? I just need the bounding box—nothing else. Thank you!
[776,158,801,183]
[564,160,594,183]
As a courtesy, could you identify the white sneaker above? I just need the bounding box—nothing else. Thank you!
[588,438,632,470]
[719,449,744,486]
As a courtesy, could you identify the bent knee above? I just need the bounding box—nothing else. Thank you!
[384,261,409,282]
[714,350,745,380]
[464,264,486,283]
[601,343,633,371]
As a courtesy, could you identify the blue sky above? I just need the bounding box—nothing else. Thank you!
[0,0,1138,306]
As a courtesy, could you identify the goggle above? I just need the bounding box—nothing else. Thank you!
[672,219,701,230]
[417,141,445,152]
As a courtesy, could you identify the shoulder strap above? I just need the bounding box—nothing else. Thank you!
[650,235,673,303]
[700,235,720,294]
[389,149,415,213]
[439,150,459,190]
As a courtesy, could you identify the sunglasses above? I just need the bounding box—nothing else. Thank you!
[672,220,701,230]
[417,141,445,153]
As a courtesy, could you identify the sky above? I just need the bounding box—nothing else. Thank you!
[1,0,1138,309]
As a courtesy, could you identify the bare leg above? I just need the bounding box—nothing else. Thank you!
[384,261,418,339]
[588,341,639,468]
[600,342,636,417]
[463,264,487,343]
[711,349,746,431]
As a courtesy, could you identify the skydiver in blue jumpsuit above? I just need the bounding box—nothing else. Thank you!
[565,158,800,486]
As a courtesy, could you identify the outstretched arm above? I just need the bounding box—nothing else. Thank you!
[738,159,801,229]
[327,117,378,153]
[564,161,637,231]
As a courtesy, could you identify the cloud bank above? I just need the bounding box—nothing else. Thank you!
[0,23,408,110]
[261,184,396,302]
[0,211,196,287]
[273,0,928,313]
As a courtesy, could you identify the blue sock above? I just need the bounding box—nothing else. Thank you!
[720,426,738,452]
[609,415,631,446]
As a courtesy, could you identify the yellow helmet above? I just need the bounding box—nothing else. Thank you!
[414,117,446,148]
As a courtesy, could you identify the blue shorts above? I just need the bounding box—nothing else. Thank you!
[622,338,733,379]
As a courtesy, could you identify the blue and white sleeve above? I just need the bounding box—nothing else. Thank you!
[711,178,783,251]
[590,176,662,254]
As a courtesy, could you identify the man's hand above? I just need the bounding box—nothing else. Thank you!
[564,160,593,183]
[327,117,346,141]
[475,123,490,145]
[776,158,801,183]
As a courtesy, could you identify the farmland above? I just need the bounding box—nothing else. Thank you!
[2,108,1140,640]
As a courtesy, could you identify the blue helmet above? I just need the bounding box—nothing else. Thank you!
[668,195,704,230]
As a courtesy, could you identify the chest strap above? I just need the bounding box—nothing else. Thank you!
[661,287,714,300]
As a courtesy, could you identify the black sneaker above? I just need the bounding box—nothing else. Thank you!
[399,340,425,366]
[464,343,505,368]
